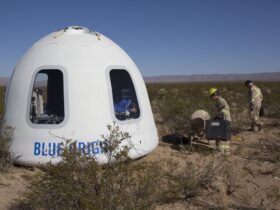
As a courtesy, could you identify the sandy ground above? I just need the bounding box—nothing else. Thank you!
[152,118,280,209]
[0,118,280,209]
[0,167,36,210]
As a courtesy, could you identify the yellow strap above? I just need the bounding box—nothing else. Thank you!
[232,136,242,141]
[220,144,230,149]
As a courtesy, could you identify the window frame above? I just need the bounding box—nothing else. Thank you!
[26,66,69,129]
[106,66,142,124]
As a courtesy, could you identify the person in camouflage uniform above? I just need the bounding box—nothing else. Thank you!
[209,88,231,122]
[209,88,231,153]
[245,80,263,131]
[189,110,210,141]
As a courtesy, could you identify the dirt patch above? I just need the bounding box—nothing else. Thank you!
[146,118,280,209]
[0,167,35,210]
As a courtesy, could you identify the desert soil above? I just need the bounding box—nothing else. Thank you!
[0,167,36,210]
[0,118,280,210]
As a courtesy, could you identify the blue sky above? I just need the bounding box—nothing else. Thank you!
[0,0,280,77]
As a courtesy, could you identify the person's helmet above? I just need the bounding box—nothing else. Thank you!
[245,80,253,86]
[208,88,218,96]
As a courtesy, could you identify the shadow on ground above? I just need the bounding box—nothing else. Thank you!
[161,134,216,155]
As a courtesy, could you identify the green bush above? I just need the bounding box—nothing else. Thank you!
[0,119,14,171]
[147,82,280,135]
[10,123,226,210]
[0,87,14,170]
[11,123,167,210]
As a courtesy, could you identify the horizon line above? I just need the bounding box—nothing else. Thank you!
[0,71,280,78]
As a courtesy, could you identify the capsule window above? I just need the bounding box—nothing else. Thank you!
[29,70,64,124]
[110,69,140,121]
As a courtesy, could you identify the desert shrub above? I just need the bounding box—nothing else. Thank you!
[230,109,249,134]
[11,123,168,210]
[164,162,214,201]
[147,82,280,135]
[162,159,235,205]
[257,82,280,118]
[0,119,14,171]
[256,138,280,163]
[11,123,229,210]
[220,162,238,195]
[255,138,280,179]
[12,152,165,210]
[165,159,238,203]
[253,138,280,205]
[267,186,280,203]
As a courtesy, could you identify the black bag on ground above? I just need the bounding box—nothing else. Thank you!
[205,120,231,141]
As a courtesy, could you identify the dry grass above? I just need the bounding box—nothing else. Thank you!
[0,87,14,171]
[256,138,280,163]
[10,124,166,209]
[0,119,14,171]
[147,82,280,135]
[9,124,226,210]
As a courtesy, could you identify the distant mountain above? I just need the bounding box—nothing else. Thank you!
[1,72,280,86]
[144,72,280,83]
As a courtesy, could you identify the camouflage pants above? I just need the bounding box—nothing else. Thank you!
[250,104,261,128]
[189,118,205,138]
[216,140,230,153]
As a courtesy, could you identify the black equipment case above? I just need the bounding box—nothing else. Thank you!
[205,120,231,141]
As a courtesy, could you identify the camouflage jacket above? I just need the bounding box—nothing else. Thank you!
[215,96,231,121]
[248,85,263,105]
